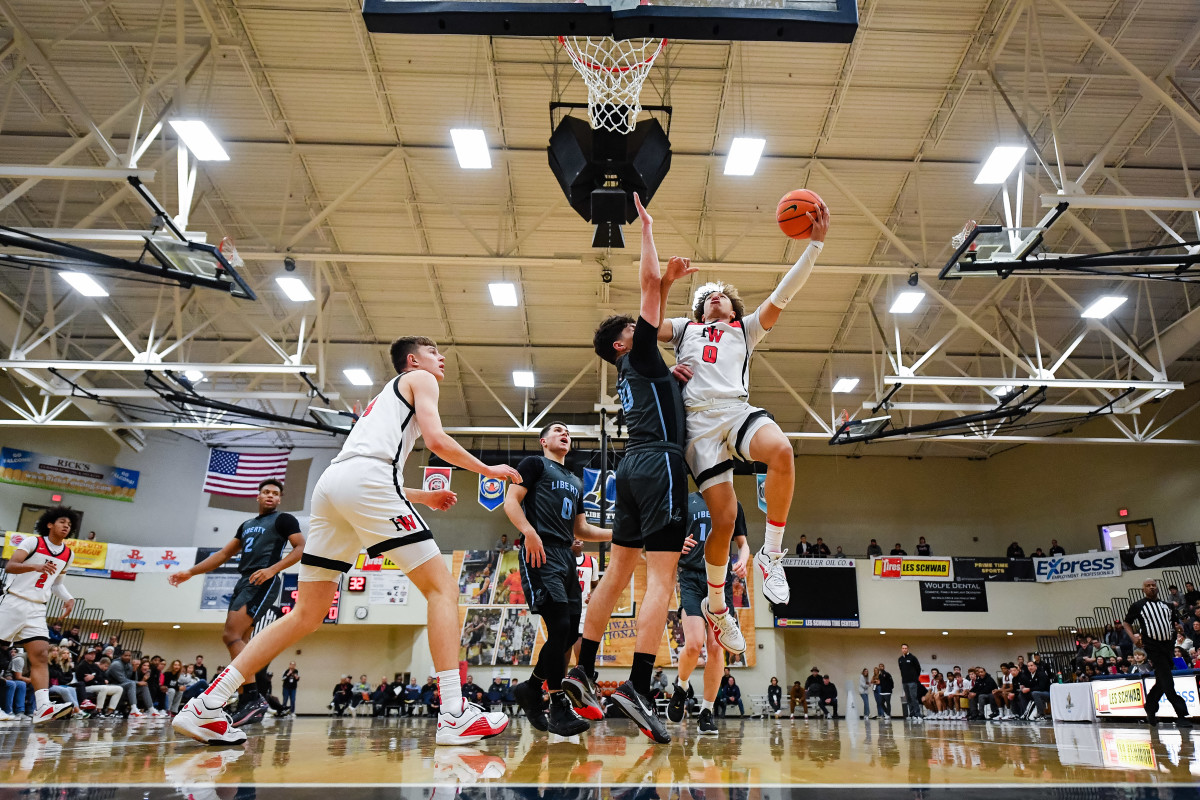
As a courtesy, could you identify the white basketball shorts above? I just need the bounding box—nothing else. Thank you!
[684,402,776,492]
[0,594,50,643]
[299,457,439,582]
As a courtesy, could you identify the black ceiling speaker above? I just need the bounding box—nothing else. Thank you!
[547,113,672,248]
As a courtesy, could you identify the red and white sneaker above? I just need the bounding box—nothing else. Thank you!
[32,702,74,724]
[701,597,746,655]
[433,747,507,783]
[128,709,146,719]
[173,698,248,746]
[435,700,509,745]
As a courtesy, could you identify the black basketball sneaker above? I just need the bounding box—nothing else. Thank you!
[230,695,269,728]
[611,680,670,744]
[697,707,718,735]
[547,691,589,736]
[562,666,603,721]
[514,679,549,732]
[667,681,688,723]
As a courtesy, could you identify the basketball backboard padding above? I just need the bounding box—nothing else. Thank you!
[361,0,858,42]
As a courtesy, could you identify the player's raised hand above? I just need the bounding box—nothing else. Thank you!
[486,464,523,484]
[809,202,830,243]
[422,488,457,511]
[664,256,696,283]
[168,570,192,586]
[633,191,652,227]
[523,531,546,568]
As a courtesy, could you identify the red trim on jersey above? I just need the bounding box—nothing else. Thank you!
[35,537,71,564]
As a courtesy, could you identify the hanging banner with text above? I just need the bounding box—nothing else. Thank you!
[919,580,988,612]
[583,468,616,526]
[3,531,110,574]
[872,555,954,581]
[0,447,140,502]
[951,557,1035,582]
[104,545,196,574]
[1034,552,1122,583]
[1120,544,1198,571]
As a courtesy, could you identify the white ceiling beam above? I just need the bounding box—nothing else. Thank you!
[871,402,1140,415]
[13,228,208,242]
[35,388,339,401]
[0,360,314,374]
[882,375,1183,391]
[1041,194,1200,212]
[0,165,156,181]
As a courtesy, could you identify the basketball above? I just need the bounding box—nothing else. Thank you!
[776,189,824,240]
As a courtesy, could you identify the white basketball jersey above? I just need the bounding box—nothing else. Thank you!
[669,311,769,410]
[4,535,72,603]
[576,554,597,603]
[332,374,422,484]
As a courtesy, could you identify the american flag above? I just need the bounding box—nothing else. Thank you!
[203,449,289,497]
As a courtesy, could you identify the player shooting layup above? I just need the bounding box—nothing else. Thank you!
[173,336,522,746]
[658,203,829,654]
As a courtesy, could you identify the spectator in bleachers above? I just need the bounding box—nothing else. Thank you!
[47,649,79,712]
[795,535,814,557]
[788,680,806,718]
[2,648,28,720]
[1177,629,1194,652]
[866,539,882,557]
[1031,547,1046,557]
[192,655,207,682]
[48,622,63,645]
[857,668,871,718]
[834,545,846,557]
[368,676,391,716]
[86,656,124,715]
[813,538,831,558]
[1174,647,1189,670]
[717,675,745,717]
[135,660,165,717]
[495,533,512,552]
[402,676,421,715]
[1186,582,1200,606]
[7,647,31,715]
[161,660,182,713]
[352,675,372,712]
[462,675,486,709]
[767,677,782,717]
[818,675,838,718]
[1167,585,1184,609]
[106,636,123,660]
[331,676,354,716]
[650,667,670,701]
[1130,649,1151,674]
[890,543,906,556]
[176,664,207,709]
[107,651,149,717]
[1006,541,1025,558]
[915,537,931,556]
[502,678,517,716]
[487,677,506,710]
[1049,540,1066,556]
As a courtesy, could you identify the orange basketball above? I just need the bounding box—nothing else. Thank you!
[777,189,824,240]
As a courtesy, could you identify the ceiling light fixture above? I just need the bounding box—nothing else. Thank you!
[488,282,518,307]
[61,272,108,298]
[275,277,314,302]
[168,120,230,161]
[889,291,924,314]
[1081,295,1126,319]
[450,129,491,169]
[184,370,205,383]
[724,137,766,176]
[513,370,535,388]
[974,146,1026,184]
[832,377,859,394]
[343,369,373,386]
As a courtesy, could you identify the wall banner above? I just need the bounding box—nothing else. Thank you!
[919,580,988,612]
[104,545,196,574]
[3,531,108,571]
[951,557,1035,582]
[871,555,954,581]
[0,446,139,502]
[1034,552,1121,583]
[1119,544,1198,571]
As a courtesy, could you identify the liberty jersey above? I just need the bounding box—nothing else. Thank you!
[669,311,768,410]
[576,553,597,603]
[332,374,421,482]
[679,493,748,573]
[3,536,72,603]
[616,319,686,448]
[515,456,583,548]
[235,511,301,574]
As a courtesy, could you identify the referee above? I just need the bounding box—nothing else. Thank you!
[1122,577,1193,727]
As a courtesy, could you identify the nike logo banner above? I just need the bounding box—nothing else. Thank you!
[1120,544,1198,571]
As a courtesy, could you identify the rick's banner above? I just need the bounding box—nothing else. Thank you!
[0,447,139,502]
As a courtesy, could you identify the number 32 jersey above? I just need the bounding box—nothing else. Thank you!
[669,311,769,411]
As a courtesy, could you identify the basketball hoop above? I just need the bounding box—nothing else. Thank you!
[559,34,666,134]
[217,236,244,270]
[951,220,978,252]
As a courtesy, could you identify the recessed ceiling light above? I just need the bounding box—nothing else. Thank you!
[275,277,314,302]
[1007,631,1013,636]
[832,377,859,393]
[942,631,949,635]
[172,624,181,629]
[168,120,230,161]
[974,146,1026,184]
[450,129,491,169]
[512,370,535,388]
[488,282,518,307]
[889,291,924,314]
[184,370,205,383]
[1081,296,1126,319]
[724,137,766,176]
[343,368,372,386]
[61,272,108,297]
[879,630,886,635]
[993,385,1016,397]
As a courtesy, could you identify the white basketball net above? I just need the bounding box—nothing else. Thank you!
[559,35,667,134]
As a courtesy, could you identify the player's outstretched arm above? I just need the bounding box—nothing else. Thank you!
[409,369,522,484]
[756,203,830,330]
[573,514,611,543]
[657,256,699,342]
[634,192,664,326]
[406,487,457,511]
[169,538,240,585]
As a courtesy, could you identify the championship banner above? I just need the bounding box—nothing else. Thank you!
[0,446,139,502]
[1034,552,1121,583]
[582,468,616,526]
[3,532,108,570]
[423,466,452,492]
[104,545,196,574]
[919,580,988,612]
[478,475,506,511]
[1120,543,1198,571]
[951,556,1035,582]
[755,473,768,513]
[872,555,953,581]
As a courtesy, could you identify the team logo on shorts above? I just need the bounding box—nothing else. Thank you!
[478,475,505,511]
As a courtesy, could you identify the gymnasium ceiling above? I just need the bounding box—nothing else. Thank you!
[0,0,1199,458]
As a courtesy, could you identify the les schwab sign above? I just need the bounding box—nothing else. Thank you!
[1034,552,1121,583]
[871,556,953,581]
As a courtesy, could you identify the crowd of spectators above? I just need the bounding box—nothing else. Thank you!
[789,537,1072,558]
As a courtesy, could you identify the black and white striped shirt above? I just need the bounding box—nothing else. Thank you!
[1126,597,1179,643]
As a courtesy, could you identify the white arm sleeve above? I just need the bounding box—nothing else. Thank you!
[51,581,73,602]
[768,240,823,310]
[742,311,769,347]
